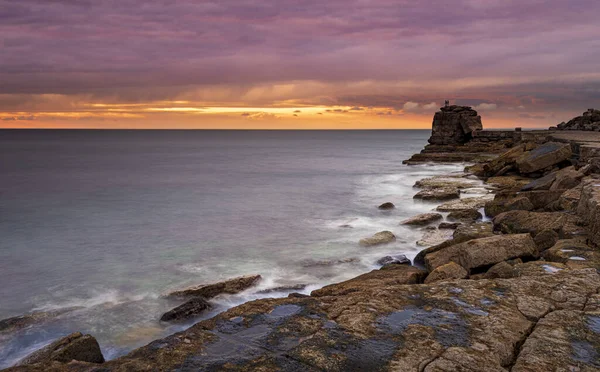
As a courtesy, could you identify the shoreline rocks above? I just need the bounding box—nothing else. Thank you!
[16,332,104,366]
[166,274,262,299]
[400,213,442,226]
[359,231,396,247]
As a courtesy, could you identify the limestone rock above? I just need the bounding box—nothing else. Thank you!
[481,144,526,177]
[533,228,559,251]
[542,239,600,269]
[414,176,476,190]
[493,210,567,236]
[424,262,468,283]
[518,190,564,209]
[516,142,572,174]
[311,265,426,297]
[439,222,461,229]
[166,275,262,299]
[484,196,534,218]
[424,233,538,272]
[436,195,493,212]
[512,310,600,371]
[400,213,443,226]
[378,202,395,210]
[548,166,584,190]
[485,175,531,191]
[376,254,410,266]
[428,105,483,145]
[413,187,460,201]
[452,222,494,242]
[416,228,454,247]
[67,268,600,371]
[359,231,396,247]
[17,332,104,366]
[520,172,556,191]
[556,186,582,211]
[161,297,211,322]
[554,108,600,130]
[447,209,482,222]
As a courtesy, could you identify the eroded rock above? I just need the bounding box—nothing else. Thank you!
[378,202,395,210]
[161,297,211,322]
[400,213,443,226]
[424,233,538,272]
[516,142,572,174]
[424,262,468,284]
[166,275,262,299]
[447,209,482,222]
[16,332,104,366]
[359,231,396,247]
[493,210,567,236]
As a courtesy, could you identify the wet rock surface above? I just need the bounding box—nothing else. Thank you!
[16,332,104,366]
[378,202,395,210]
[424,233,538,273]
[359,231,396,247]
[400,213,442,226]
[166,275,262,299]
[9,268,599,371]
[376,254,410,266]
[160,297,211,322]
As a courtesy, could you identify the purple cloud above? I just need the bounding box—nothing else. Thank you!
[0,0,599,119]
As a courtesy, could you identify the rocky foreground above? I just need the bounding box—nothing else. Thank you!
[5,106,600,371]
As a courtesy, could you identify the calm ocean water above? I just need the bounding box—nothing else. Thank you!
[0,130,470,366]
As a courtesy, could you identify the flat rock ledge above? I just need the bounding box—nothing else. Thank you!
[8,266,598,371]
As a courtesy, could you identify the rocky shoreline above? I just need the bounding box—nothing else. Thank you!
[5,107,600,371]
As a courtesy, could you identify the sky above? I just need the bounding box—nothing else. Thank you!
[1,0,599,129]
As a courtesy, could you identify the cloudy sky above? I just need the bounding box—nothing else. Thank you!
[1,0,599,129]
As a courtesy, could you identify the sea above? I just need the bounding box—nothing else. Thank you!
[0,129,475,367]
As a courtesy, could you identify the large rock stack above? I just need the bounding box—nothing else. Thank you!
[429,105,483,145]
[555,109,600,131]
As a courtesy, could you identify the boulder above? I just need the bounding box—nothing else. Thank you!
[436,195,493,212]
[481,144,526,176]
[493,210,566,236]
[414,176,476,189]
[518,190,564,209]
[17,332,104,366]
[424,262,468,283]
[428,105,483,145]
[548,166,584,190]
[424,234,538,272]
[167,275,262,299]
[161,297,211,322]
[520,172,557,191]
[452,222,494,242]
[400,213,443,226]
[376,254,410,266]
[484,196,534,218]
[516,142,572,174]
[533,228,559,251]
[359,231,396,247]
[378,202,395,210]
[413,187,460,201]
[416,228,454,247]
[447,209,482,222]
[542,239,600,269]
[483,261,515,279]
[311,264,426,297]
[257,285,308,294]
[438,222,461,229]
[556,186,582,211]
[485,176,531,191]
